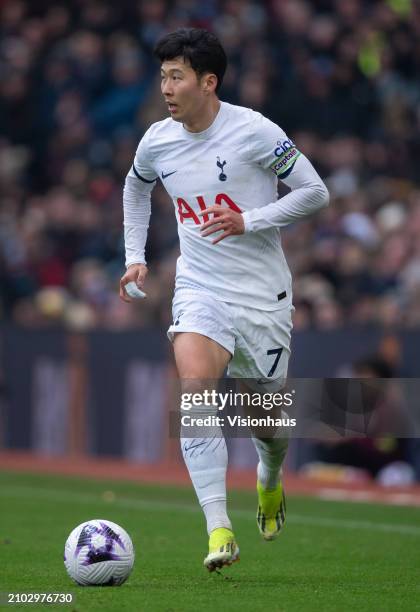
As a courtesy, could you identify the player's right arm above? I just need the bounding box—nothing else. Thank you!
[120,131,157,303]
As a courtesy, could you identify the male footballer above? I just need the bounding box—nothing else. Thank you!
[120,28,329,571]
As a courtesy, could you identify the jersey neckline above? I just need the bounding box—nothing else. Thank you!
[180,101,227,139]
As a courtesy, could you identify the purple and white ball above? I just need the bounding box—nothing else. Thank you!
[64,519,135,586]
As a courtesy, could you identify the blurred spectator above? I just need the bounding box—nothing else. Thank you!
[300,352,417,485]
[1,0,420,330]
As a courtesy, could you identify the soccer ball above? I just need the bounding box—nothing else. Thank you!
[64,519,135,586]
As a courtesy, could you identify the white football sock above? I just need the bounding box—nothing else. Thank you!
[202,500,232,535]
[252,436,289,490]
[181,403,232,535]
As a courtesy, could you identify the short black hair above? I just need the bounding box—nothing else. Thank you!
[154,28,227,93]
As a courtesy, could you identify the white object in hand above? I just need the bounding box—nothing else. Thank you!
[125,281,147,299]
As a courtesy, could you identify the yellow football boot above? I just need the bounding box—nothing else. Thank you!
[256,480,286,540]
[203,527,240,572]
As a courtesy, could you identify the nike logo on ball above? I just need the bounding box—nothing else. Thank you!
[161,170,177,179]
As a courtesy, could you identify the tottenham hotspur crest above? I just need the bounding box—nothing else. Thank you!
[217,156,227,181]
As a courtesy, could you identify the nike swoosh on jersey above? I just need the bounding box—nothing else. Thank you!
[161,170,177,179]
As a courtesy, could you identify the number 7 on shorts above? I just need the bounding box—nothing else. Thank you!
[266,347,283,377]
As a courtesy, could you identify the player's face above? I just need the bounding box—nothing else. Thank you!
[160,58,213,123]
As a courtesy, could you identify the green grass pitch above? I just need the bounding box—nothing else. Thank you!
[1,471,419,612]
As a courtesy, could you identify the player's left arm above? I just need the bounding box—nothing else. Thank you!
[241,114,329,233]
[200,114,329,243]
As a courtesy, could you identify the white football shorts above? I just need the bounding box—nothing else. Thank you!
[167,289,293,391]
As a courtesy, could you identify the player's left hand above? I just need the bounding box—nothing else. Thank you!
[198,206,245,244]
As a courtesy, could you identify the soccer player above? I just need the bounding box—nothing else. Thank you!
[120,28,329,571]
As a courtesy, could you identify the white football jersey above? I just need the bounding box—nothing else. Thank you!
[124,102,328,310]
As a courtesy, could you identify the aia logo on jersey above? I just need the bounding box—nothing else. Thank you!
[216,157,227,181]
[176,193,241,225]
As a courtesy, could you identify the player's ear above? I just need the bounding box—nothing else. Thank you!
[202,73,218,94]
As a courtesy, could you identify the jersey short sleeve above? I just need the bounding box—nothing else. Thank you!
[248,113,301,180]
[131,129,158,183]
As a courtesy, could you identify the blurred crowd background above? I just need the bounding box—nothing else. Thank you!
[1,0,420,331]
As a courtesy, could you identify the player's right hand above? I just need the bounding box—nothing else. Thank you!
[119,263,148,303]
